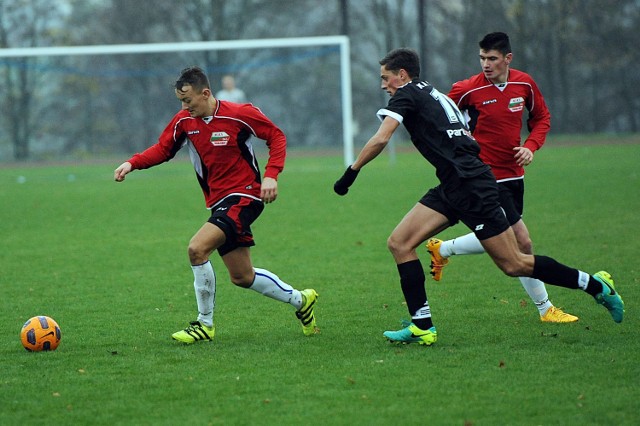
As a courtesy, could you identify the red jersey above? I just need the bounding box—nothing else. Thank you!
[448,68,550,181]
[128,101,286,208]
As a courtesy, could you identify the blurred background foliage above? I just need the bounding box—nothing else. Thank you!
[0,0,638,161]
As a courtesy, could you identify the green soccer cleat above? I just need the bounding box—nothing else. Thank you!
[384,322,437,346]
[296,289,319,336]
[593,271,624,323]
[171,321,215,344]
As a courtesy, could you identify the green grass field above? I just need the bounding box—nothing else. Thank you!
[1,142,639,425]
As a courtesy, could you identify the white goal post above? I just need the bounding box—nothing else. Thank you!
[0,36,354,165]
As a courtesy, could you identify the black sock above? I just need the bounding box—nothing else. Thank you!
[532,255,603,297]
[585,277,604,297]
[397,259,433,330]
[531,255,580,289]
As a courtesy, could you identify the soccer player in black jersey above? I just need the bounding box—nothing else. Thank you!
[334,48,623,345]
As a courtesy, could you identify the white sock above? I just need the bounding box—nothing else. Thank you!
[192,261,216,328]
[249,268,302,309]
[412,304,431,321]
[519,277,553,315]
[577,271,590,291]
[440,232,485,257]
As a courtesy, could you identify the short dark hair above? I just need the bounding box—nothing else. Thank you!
[479,32,512,55]
[175,66,210,92]
[379,48,420,79]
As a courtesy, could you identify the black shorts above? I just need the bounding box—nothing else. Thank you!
[208,195,264,256]
[419,170,510,240]
[497,179,524,226]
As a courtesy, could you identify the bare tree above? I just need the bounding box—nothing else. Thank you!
[0,0,68,160]
[1,0,638,163]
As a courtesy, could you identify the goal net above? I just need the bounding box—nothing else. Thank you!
[0,37,353,165]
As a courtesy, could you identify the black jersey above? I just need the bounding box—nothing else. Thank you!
[377,79,490,184]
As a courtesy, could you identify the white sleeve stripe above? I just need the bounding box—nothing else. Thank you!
[376,108,403,123]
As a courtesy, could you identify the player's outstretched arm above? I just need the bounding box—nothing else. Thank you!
[114,162,133,182]
[333,116,400,196]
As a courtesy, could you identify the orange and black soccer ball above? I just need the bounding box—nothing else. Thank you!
[20,316,61,351]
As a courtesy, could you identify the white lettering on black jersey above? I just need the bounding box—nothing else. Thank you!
[377,79,490,182]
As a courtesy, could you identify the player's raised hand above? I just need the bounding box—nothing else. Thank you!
[334,166,360,195]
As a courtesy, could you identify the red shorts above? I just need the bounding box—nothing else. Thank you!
[208,195,264,256]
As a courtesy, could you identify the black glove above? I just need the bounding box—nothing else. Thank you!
[334,166,360,195]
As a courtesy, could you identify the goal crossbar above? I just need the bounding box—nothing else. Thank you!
[0,36,354,165]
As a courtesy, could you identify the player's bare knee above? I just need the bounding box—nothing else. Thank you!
[386,235,404,257]
[496,261,524,277]
[188,243,207,265]
[229,272,253,288]
[517,238,533,255]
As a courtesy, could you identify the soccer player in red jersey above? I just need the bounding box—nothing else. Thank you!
[426,32,578,323]
[114,67,318,343]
